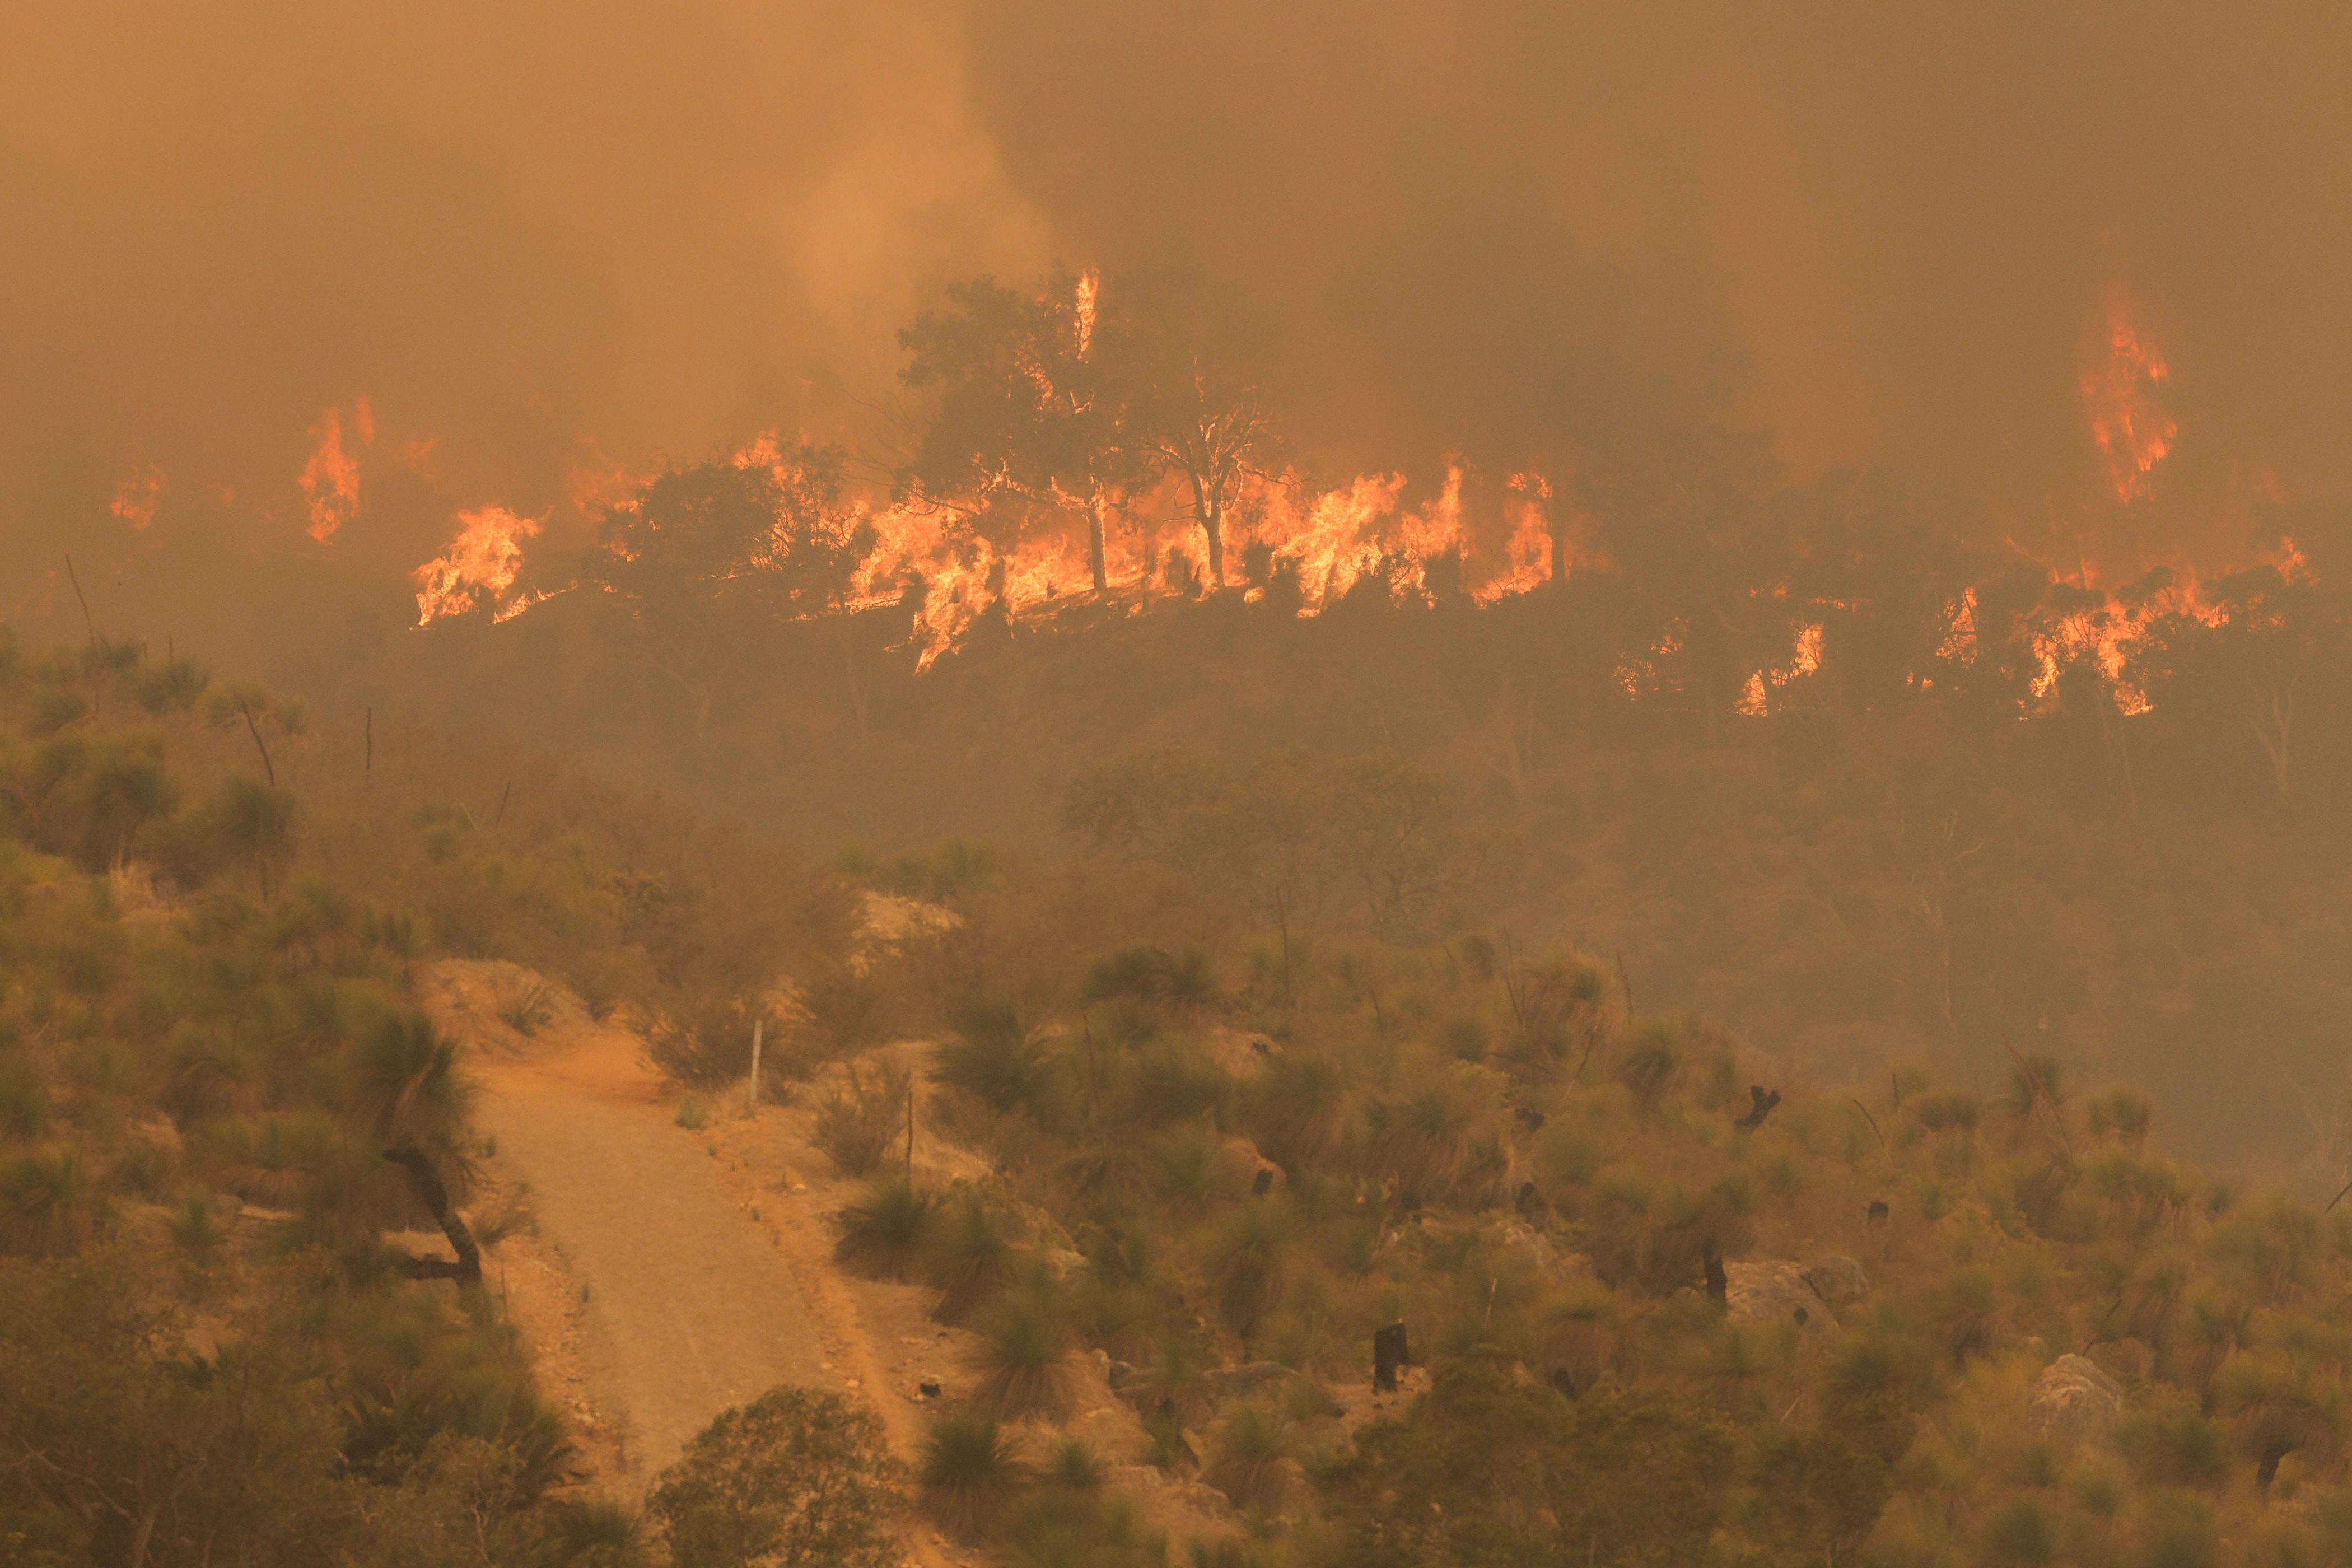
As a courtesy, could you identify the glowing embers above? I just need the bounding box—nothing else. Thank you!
[2083,291,2176,503]
[110,464,166,530]
[1735,622,1826,717]
[413,507,543,625]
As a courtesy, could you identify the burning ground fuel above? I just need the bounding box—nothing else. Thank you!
[295,272,2301,720]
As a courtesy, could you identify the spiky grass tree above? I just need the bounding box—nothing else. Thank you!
[832,1177,937,1280]
[970,1289,1074,1421]
[926,1188,1020,1322]
[920,1411,1023,1544]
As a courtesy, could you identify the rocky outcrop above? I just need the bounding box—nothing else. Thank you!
[2031,1354,2126,1440]
[1725,1254,1872,1328]
[1802,1255,1870,1306]
[1725,1261,1827,1328]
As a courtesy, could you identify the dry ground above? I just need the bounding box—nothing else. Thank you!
[422,958,1237,1562]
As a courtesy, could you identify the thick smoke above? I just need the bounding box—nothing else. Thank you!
[966,2,2352,529]
[3,2,2348,665]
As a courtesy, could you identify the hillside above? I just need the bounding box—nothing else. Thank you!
[8,629,2352,1568]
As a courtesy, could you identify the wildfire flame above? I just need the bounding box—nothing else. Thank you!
[110,464,166,530]
[1074,269,1099,360]
[413,506,542,625]
[1735,620,1826,717]
[300,400,371,542]
[1473,473,1556,605]
[2083,291,2176,503]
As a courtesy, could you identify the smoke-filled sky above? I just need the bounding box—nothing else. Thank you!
[5,1,2348,645]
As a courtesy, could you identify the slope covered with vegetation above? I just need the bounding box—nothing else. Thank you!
[809,806,2352,1568]
[0,629,842,1565]
[9,622,2352,1568]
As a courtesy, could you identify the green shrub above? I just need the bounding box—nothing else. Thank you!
[0,1149,105,1257]
[647,1385,901,1568]
[832,1178,936,1280]
[920,1411,1023,1543]
[935,1000,1051,1116]
[970,1290,1073,1420]
[925,1188,1020,1321]
[813,1057,910,1178]
[0,1057,50,1142]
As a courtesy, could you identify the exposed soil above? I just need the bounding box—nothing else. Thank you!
[423,957,1236,1562]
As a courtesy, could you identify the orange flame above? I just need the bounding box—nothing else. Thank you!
[1074,269,1099,360]
[1736,620,1826,716]
[1473,473,1556,604]
[2083,291,2176,502]
[413,506,542,625]
[110,464,166,530]
[300,403,369,542]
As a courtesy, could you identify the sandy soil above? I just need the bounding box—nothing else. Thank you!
[423,957,1236,1562]
[424,963,841,1493]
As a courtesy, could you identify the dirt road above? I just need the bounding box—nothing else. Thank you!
[431,965,837,1489]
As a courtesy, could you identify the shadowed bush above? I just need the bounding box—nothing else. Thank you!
[920,1411,1024,1544]
[813,1056,911,1177]
[970,1290,1074,1421]
[832,1177,937,1281]
[647,1385,902,1568]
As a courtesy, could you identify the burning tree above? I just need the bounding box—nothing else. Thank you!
[897,265,1148,594]
[1107,265,1280,590]
[586,441,875,731]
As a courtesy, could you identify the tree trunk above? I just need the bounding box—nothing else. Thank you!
[1201,494,1225,588]
[1086,495,1109,594]
[383,1147,482,1285]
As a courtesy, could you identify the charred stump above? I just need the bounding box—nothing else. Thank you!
[384,1146,482,1286]
[1734,1086,1782,1131]
[1373,1320,1411,1393]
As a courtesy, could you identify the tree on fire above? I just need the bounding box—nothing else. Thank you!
[1098,264,1280,590]
[586,444,874,734]
[897,266,1150,594]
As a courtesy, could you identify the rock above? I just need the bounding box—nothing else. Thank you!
[1724,1261,1823,1328]
[2031,1355,2125,1440]
[1205,1361,1299,1402]
[1802,1255,1871,1306]
[1487,1218,1590,1287]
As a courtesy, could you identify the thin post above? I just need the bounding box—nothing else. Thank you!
[64,554,96,653]
[745,1018,763,1117]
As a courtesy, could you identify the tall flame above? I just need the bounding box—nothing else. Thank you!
[2083,291,2176,503]
[300,402,370,542]
[1074,269,1099,360]
[413,506,542,625]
